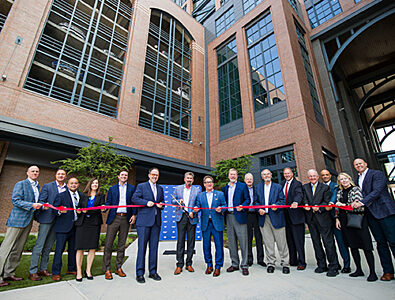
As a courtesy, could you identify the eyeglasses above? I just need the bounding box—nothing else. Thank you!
[204,181,213,184]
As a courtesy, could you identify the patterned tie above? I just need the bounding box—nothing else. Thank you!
[72,193,78,221]
[32,181,39,202]
[285,182,289,204]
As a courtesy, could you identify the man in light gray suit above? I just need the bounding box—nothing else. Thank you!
[172,172,200,275]
[0,166,42,287]
[28,168,67,281]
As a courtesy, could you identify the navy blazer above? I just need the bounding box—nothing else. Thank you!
[222,181,250,224]
[75,194,105,226]
[195,190,226,232]
[356,169,395,219]
[53,190,84,233]
[36,181,65,224]
[327,181,338,204]
[132,181,164,227]
[105,183,136,225]
[281,179,305,225]
[254,182,286,229]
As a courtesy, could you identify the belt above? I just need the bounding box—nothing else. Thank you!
[116,213,127,216]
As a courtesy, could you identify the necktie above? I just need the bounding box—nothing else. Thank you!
[285,182,289,204]
[72,193,78,221]
[312,184,316,196]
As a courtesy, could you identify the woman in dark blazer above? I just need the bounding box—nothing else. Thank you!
[75,178,105,281]
[335,172,377,282]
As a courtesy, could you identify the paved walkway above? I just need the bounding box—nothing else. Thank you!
[1,236,393,300]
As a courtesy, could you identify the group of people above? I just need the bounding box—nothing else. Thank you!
[0,158,394,287]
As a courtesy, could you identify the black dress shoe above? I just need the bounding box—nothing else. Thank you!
[327,270,339,277]
[314,267,328,273]
[84,271,93,280]
[258,262,267,267]
[136,275,145,283]
[349,270,364,277]
[76,277,82,282]
[367,273,378,282]
[148,273,162,281]
[248,262,253,267]
[282,267,290,274]
[341,267,351,274]
[226,266,239,272]
[267,266,275,273]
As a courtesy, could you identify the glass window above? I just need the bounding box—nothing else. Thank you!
[192,0,215,23]
[217,39,242,126]
[216,7,235,37]
[261,155,276,167]
[138,10,193,141]
[280,150,295,163]
[0,0,14,33]
[306,0,342,29]
[246,13,285,113]
[323,148,337,176]
[288,0,299,14]
[243,0,263,15]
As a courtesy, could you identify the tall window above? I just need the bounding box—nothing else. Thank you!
[306,0,342,29]
[138,10,192,141]
[322,148,337,176]
[217,39,242,126]
[295,21,324,126]
[192,0,215,23]
[0,0,14,33]
[246,13,285,112]
[215,7,235,37]
[288,0,299,15]
[24,0,132,118]
[243,0,263,15]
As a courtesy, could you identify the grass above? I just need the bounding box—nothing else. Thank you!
[0,254,126,292]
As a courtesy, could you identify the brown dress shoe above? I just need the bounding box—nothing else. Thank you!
[28,273,42,281]
[242,268,249,276]
[0,280,10,287]
[380,273,394,281]
[174,267,182,275]
[205,266,213,275]
[213,269,220,277]
[52,275,61,281]
[105,270,113,280]
[37,270,51,277]
[4,276,23,281]
[186,265,194,272]
[226,266,239,272]
[66,271,77,275]
[116,268,126,277]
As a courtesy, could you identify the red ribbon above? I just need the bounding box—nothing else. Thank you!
[42,203,353,211]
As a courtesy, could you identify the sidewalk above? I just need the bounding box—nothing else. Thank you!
[1,236,393,300]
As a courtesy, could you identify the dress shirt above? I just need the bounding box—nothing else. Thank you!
[28,178,39,202]
[311,182,318,196]
[57,182,66,194]
[227,182,236,212]
[207,191,213,219]
[117,183,127,213]
[69,190,79,221]
[358,168,369,190]
[264,182,271,213]
[183,185,192,208]
[248,187,254,211]
[283,178,293,197]
[149,181,157,201]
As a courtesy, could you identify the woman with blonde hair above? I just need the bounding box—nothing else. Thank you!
[335,172,377,281]
[75,178,105,281]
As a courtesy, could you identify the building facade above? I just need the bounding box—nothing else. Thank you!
[0,0,393,231]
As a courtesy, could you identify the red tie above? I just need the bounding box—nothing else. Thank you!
[285,182,289,204]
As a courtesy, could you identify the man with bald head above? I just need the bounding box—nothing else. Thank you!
[303,169,338,277]
[0,166,42,287]
[353,158,395,281]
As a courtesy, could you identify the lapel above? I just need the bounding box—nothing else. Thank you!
[268,183,275,205]
[313,182,322,201]
[93,194,102,207]
[305,183,313,203]
[211,191,218,208]
[204,191,210,208]
[25,179,35,201]
[362,170,372,193]
[288,180,294,197]
[114,184,120,205]
[147,181,156,202]
[126,184,132,204]
[65,190,74,207]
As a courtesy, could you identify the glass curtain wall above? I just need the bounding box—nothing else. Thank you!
[306,0,342,29]
[138,10,192,141]
[24,0,132,118]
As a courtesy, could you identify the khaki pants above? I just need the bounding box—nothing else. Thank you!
[0,221,33,280]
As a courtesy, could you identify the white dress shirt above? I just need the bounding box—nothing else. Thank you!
[183,186,192,207]
[358,168,369,190]
[206,191,213,208]
[283,178,293,196]
[227,182,236,212]
[264,182,271,213]
[56,182,66,194]
[28,178,39,202]
[149,181,157,201]
[117,183,127,213]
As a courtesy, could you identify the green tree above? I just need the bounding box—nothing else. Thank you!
[211,155,254,188]
[52,137,134,193]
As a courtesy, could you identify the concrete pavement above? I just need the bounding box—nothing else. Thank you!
[0,235,393,300]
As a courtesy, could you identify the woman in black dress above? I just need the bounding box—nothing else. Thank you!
[335,172,377,281]
[75,178,105,281]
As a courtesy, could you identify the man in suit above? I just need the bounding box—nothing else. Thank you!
[103,169,136,280]
[244,173,265,267]
[28,168,67,281]
[254,169,289,274]
[282,167,306,270]
[320,169,351,273]
[352,158,395,281]
[194,175,226,277]
[132,167,164,283]
[0,166,42,287]
[51,177,81,281]
[172,172,199,275]
[303,169,338,277]
[222,168,250,276]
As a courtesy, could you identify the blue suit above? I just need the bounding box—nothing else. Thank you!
[254,182,286,229]
[52,190,84,275]
[36,181,61,223]
[222,182,250,224]
[327,181,338,204]
[195,190,226,269]
[7,179,38,228]
[132,181,164,276]
[105,183,136,224]
[357,169,395,274]
[171,185,199,225]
